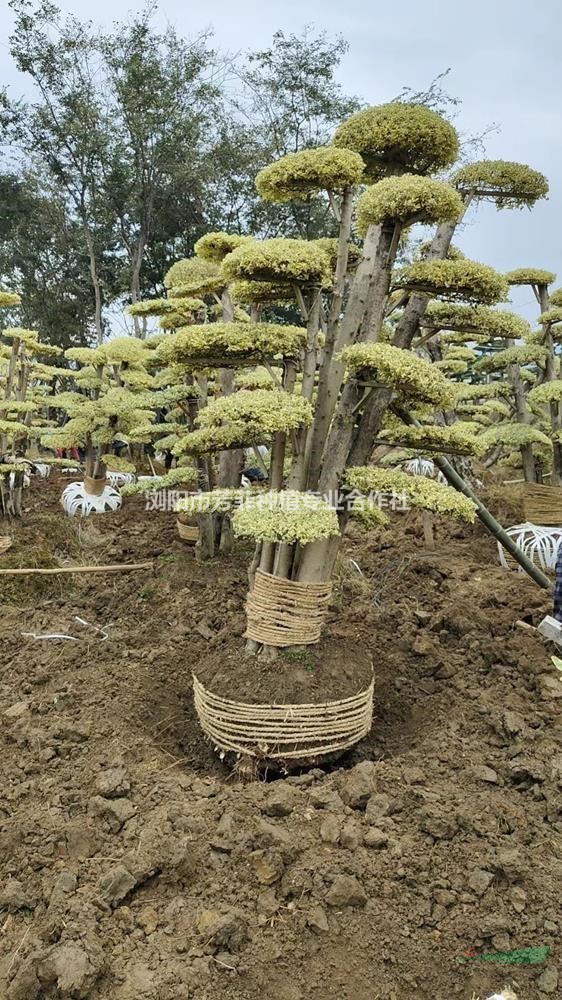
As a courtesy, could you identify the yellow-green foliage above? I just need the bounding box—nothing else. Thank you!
[256,147,365,202]
[230,280,296,305]
[457,400,511,422]
[357,175,462,233]
[234,367,281,390]
[0,462,27,474]
[128,298,173,317]
[31,341,63,358]
[157,466,198,488]
[379,422,483,455]
[152,385,200,406]
[394,259,509,305]
[333,102,459,181]
[194,232,253,262]
[0,418,28,437]
[505,267,556,286]
[29,363,70,382]
[549,288,562,307]
[345,466,477,521]
[164,257,224,297]
[339,342,455,406]
[102,337,148,366]
[312,238,362,271]
[0,291,21,308]
[100,453,136,473]
[232,490,340,545]
[176,388,313,453]
[454,381,512,401]
[539,307,562,326]
[198,388,312,431]
[453,160,549,208]
[157,322,307,367]
[222,238,332,287]
[121,368,155,391]
[1,399,37,413]
[3,327,40,348]
[66,346,106,366]
[444,346,476,362]
[474,343,548,373]
[528,381,562,407]
[434,359,468,376]
[480,422,552,450]
[123,465,199,495]
[421,302,530,340]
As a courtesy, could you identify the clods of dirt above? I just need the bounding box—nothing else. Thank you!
[0,475,560,999]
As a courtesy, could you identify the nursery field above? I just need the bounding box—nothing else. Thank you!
[0,475,560,1000]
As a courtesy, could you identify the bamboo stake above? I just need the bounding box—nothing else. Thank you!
[0,561,153,576]
[392,404,552,591]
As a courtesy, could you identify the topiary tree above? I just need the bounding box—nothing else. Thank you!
[41,337,168,514]
[137,102,549,768]
[0,292,79,515]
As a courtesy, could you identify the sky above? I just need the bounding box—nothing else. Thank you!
[2,0,561,321]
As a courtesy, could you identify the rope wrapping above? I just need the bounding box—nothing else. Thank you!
[523,483,562,525]
[193,673,374,760]
[245,569,331,646]
[177,518,199,543]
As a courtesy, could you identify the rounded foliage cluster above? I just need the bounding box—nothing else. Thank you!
[127,299,171,317]
[453,160,549,208]
[3,327,40,348]
[185,388,313,452]
[256,147,365,202]
[539,307,562,327]
[505,267,556,287]
[394,259,509,304]
[232,490,340,545]
[194,232,253,263]
[455,381,513,402]
[333,102,459,181]
[528,381,562,407]
[474,342,549,373]
[157,322,307,368]
[421,302,531,340]
[345,466,477,521]
[480,423,552,450]
[357,175,462,233]
[379,422,482,456]
[164,257,224,297]
[230,280,296,305]
[0,291,22,308]
[339,342,455,406]
[549,288,562,307]
[222,238,332,287]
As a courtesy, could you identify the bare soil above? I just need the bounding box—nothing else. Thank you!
[0,475,560,1000]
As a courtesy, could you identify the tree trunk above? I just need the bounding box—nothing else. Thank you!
[316,225,398,497]
[307,223,382,489]
[392,201,472,350]
[508,361,537,483]
[83,224,104,345]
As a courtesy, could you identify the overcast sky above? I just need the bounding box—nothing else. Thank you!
[2,0,561,320]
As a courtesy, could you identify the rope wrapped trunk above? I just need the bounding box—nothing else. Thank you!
[245,568,331,646]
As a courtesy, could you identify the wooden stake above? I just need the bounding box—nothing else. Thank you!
[0,561,153,576]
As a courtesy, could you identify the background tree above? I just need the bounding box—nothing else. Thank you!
[0,171,99,348]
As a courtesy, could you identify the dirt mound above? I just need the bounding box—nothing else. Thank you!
[195,639,374,703]
[0,475,560,999]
